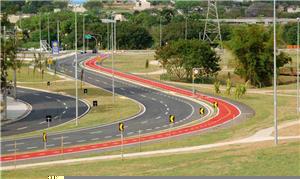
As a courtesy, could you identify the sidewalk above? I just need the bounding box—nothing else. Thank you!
[1,95,31,125]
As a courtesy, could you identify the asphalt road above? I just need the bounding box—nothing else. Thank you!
[1,88,89,136]
[0,53,208,156]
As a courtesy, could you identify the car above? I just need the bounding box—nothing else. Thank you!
[92,48,98,53]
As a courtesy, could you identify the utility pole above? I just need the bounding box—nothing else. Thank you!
[297,17,299,118]
[75,6,79,126]
[273,0,278,145]
[111,22,115,104]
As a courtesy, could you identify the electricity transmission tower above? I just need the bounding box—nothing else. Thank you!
[202,0,222,47]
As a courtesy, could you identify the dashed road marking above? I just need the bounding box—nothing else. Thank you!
[26,146,38,150]
[77,140,86,143]
[39,121,46,124]
[46,144,55,147]
[155,116,161,119]
[5,143,24,147]
[141,120,148,124]
[127,132,134,135]
[63,142,71,145]
[45,96,52,99]
[62,111,66,114]
[140,95,146,98]
[89,131,102,134]
[91,138,99,141]
[17,126,27,130]
[104,136,112,139]
[52,136,69,140]
[33,93,40,96]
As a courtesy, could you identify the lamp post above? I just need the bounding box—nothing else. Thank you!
[160,16,162,47]
[297,17,299,118]
[101,19,116,103]
[273,0,278,145]
[83,14,86,53]
[47,14,50,45]
[57,20,60,47]
[74,5,79,126]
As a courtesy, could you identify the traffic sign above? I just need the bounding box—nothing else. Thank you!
[93,100,98,107]
[199,107,205,115]
[46,115,52,122]
[16,31,23,40]
[83,88,88,94]
[43,132,47,142]
[169,115,175,124]
[47,57,53,65]
[84,34,92,40]
[52,41,60,55]
[119,122,124,132]
[213,101,218,109]
[47,81,51,86]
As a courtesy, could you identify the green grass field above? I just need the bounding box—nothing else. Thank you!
[102,52,161,73]
[3,141,299,177]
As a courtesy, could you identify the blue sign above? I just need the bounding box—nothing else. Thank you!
[52,41,59,55]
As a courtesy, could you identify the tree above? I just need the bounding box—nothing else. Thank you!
[229,25,292,86]
[155,39,220,80]
[83,0,103,14]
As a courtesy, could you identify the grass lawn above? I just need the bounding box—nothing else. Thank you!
[3,67,140,140]
[102,52,161,73]
[2,141,299,177]
[7,66,60,83]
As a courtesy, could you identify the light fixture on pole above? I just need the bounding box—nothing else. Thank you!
[273,0,278,145]
[101,18,116,103]
[74,4,79,126]
[297,17,299,118]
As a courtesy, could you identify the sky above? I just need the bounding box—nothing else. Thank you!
[72,0,87,4]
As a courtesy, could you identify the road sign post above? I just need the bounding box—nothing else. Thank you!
[61,136,64,156]
[192,68,203,95]
[199,107,205,115]
[46,115,52,128]
[168,115,175,146]
[119,122,124,160]
[43,132,47,150]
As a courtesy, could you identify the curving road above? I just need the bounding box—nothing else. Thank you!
[1,88,89,136]
[1,53,210,162]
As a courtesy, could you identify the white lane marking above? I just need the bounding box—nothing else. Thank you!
[17,126,27,130]
[56,99,61,102]
[63,103,66,106]
[127,132,134,135]
[165,112,168,115]
[65,106,68,109]
[63,142,71,145]
[141,120,148,124]
[146,128,152,131]
[39,121,46,124]
[46,144,55,147]
[19,90,25,93]
[120,87,125,90]
[160,101,164,104]
[130,91,135,94]
[151,98,156,101]
[88,76,92,79]
[140,95,146,98]
[155,116,161,119]
[7,149,18,152]
[52,136,69,140]
[167,108,170,111]
[116,134,121,137]
[89,131,102,134]
[96,79,100,82]
[62,111,66,114]
[91,138,99,141]
[163,125,168,128]
[104,136,112,139]
[45,96,52,99]
[155,126,161,130]
[26,146,38,150]
[33,93,40,96]
[5,143,24,147]
[77,140,86,143]
[103,81,108,85]
[164,104,168,107]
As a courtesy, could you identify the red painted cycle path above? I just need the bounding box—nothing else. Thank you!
[0,56,240,162]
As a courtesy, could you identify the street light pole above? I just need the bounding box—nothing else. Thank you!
[57,20,60,46]
[185,17,187,40]
[111,22,115,103]
[273,0,278,145]
[83,15,85,52]
[297,17,300,118]
[75,7,78,126]
[160,16,162,47]
[39,13,42,51]
[47,14,50,45]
